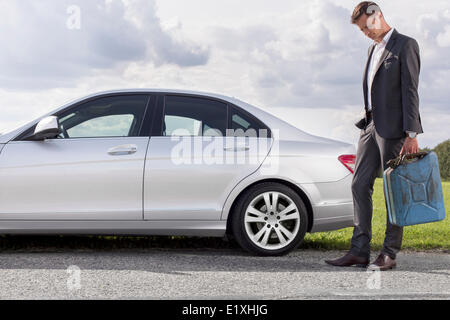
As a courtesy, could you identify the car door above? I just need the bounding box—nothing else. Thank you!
[143,95,273,220]
[0,94,152,221]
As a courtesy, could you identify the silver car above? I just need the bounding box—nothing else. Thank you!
[0,89,356,256]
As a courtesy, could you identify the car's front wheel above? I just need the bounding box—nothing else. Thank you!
[231,182,308,256]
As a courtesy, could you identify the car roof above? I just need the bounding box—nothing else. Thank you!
[0,89,350,146]
[80,88,238,102]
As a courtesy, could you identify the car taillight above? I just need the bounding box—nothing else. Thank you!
[338,155,356,174]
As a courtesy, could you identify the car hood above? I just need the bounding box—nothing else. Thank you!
[0,130,20,144]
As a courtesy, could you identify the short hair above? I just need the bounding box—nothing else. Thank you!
[351,2,381,24]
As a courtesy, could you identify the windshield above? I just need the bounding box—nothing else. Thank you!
[0,118,36,139]
[0,127,14,137]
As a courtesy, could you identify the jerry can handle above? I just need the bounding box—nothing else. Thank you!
[386,152,429,170]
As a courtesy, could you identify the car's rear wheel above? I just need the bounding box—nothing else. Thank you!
[231,182,308,256]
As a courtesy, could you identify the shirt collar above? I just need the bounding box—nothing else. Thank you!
[375,28,394,47]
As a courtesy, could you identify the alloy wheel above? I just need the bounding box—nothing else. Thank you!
[244,191,301,251]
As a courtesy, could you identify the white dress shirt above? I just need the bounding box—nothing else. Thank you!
[367,28,394,111]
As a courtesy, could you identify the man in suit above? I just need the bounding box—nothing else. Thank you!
[325,2,423,270]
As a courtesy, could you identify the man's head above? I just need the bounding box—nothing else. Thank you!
[351,2,390,42]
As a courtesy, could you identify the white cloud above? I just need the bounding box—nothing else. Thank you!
[0,0,209,89]
[0,0,449,148]
[436,25,450,47]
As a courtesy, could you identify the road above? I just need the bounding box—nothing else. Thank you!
[0,247,448,300]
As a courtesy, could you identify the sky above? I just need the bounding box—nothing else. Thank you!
[0,0,449,148]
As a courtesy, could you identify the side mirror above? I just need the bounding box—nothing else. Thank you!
[27,116,61,141]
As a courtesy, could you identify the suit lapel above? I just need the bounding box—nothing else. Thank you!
[362,29,399,111]
[372,29,398,79]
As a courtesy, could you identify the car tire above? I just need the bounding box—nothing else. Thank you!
[231,182,308,256]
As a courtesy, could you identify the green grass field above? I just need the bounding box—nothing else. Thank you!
[301,179,450,251]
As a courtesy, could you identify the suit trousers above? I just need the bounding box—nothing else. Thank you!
[349,120,406,260]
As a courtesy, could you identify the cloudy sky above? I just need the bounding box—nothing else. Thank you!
[0,0,449,148]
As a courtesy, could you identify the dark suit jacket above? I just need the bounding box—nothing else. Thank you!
[356,29,424,139]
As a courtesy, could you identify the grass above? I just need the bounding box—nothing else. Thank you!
[301,179,450,252]
[0,179,448,252]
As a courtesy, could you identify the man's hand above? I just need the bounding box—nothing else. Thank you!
[400,137,419,155]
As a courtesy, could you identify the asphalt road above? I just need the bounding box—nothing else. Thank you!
[0,248,448,300]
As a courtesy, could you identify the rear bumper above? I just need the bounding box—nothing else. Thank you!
[310,202,354,232]
[298,174,354,233]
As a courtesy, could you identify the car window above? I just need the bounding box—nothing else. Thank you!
[163,96,227,137]
[231,107,269,138]
[56,95,149,139]
[67,114,135,138]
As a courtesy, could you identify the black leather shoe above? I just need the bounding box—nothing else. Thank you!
[325,253,369,268]
[367,253,397,271]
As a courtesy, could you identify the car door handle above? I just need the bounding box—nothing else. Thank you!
[223,146,250,152]
[108,145,138,156]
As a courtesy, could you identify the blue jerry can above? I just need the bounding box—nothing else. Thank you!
[383,152,446,227]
